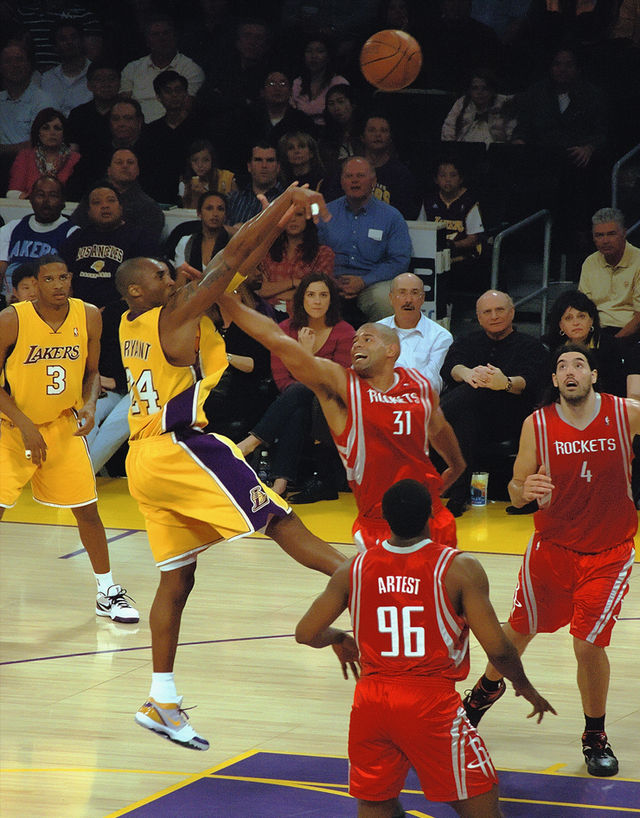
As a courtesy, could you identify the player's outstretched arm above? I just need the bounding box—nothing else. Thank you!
[624,397,640,437]
[295,560,361,680]
[0,307,47,464]
[167,185,330,322]
[452,553,556,723]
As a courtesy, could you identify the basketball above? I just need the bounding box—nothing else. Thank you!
[360,29,422,92]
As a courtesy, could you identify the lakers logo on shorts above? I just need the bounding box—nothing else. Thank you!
[250,485,269,513]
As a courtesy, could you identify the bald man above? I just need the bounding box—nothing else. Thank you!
[220,294,465,551]
[377,273,453,393]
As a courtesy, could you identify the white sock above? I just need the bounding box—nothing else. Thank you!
[150,672,179,703]
[95,571,115,594]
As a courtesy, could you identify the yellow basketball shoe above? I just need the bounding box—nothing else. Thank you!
[135,696,210,750]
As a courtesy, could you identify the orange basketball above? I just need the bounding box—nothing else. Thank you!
[360,29,422,92]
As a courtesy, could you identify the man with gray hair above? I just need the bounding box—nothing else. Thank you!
[377,273,452,393]
[579,207,640,341]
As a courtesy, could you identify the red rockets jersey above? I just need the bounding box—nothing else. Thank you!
[332,367,445,522]
[349,539,470,680]
[532,393,637,553]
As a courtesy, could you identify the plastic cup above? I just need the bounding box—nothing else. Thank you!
[470,472,489,506]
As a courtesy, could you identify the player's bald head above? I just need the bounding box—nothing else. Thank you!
[116,257,158,298]
[364,322,400,351]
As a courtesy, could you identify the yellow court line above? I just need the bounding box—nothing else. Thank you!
[103,749,260,818]
[501,797,640,813]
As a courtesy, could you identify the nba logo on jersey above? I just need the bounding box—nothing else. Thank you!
[605,416,610,425]
[74,327,79,336]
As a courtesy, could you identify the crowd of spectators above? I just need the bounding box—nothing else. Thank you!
[0,0,638,489]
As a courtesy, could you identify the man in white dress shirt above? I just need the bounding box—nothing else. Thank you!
[120,15,204,124]
[377,272,453,393]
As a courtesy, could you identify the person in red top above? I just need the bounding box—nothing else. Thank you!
[295,479,554,818]
[220,295,465,547]
[257,210,334,316]
[464,343,640,778]
[237,272,354,497]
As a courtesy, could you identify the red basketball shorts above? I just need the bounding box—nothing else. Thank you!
[509,534,635,647]
[348,676,497,803]
[353,504,457,551]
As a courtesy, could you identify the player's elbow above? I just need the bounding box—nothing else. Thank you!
[294,620,315,646]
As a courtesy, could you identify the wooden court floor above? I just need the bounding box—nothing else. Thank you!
[1,480,639,817]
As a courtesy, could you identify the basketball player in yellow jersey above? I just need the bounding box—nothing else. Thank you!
[0,255,138,623]
[116,185,346,751]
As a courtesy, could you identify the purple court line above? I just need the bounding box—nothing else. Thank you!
[60,528,138,559]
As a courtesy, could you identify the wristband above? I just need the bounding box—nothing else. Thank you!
[224,272,247,293]
[504,376,513,392]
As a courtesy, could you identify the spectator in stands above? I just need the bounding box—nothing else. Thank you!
[138,71,206,205]
[178,139,237,209]
[205,268,279,442]
[11,1,101,72]
[226,142,283,229]
[423,157,484,310]
[291,34,349,126]
[120,15,204,124]
[7,108,81,198]
[578,207,640,391]
[0,175,78,299]
[377,272,453,393]
[439,289,548,517]
[240,70,317,156]
[173,192,230,269]
[360,114,422,220]
[0,41,54,181]
[318,156,412,325]
[66,61,121,157]
[257,211,334,315]
[610,0,640,45]
[71,148,164,241]
[8,262,38,303]
[237,272,354,498]
[41,21,91,117]
[544,289,627,398]
[278,131,324,190]
[441,68,516,145]
[66,96,146,201]
[61,182,159,308]
[180,0,236,67]
[318,84,362,199]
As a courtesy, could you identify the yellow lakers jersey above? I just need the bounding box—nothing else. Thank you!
[119,307,227,438]
[2,298,87,425]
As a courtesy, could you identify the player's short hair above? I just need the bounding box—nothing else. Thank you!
[382,479,432,538]
[552,341,597,372]
[35,254,66,275]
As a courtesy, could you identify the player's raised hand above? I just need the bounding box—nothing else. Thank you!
[332,635,360,680]
[279,183,331,227]
[522,464,554,502]
[175,262,203,289]
[514,682,557,724]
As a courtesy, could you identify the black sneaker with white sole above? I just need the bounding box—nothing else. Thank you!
[582,731,619,777]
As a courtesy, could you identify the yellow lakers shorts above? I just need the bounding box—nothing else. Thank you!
[126,429,289,568]
[0,411,97,508]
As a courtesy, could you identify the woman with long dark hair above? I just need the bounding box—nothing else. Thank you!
[173,191,230,269]
[237,272,354,497]
[257,210,334,315]
[544,289,627,397]
[8,108,81,197]
[291,34,349,126]
[441,69,515,145]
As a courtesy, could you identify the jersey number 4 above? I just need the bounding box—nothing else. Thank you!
[580,460,592,482]
[126,368,160,414]
[377,605,425,657]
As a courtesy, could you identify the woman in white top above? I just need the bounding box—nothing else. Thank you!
[441,69,516,146]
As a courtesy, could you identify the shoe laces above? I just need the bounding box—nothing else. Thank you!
[109,586,136,608]
[582,731,609,751]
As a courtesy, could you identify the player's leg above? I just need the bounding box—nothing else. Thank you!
[135,560,209,750]
[266,510,346,575]
[357,797,405,817]
[464,624,534,727]
[574,637,618,776]
[449,785,503,817]
[72,501,139,623]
